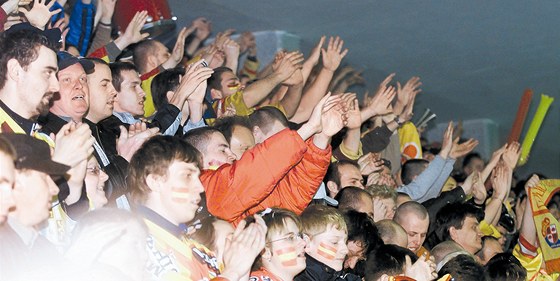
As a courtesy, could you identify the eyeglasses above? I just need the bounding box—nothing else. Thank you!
[87,166,101,175]
[267,232,305,244]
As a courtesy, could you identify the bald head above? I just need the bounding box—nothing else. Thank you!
[431,240,471,272]
[394,201,428,223]
[394,201,430,253]
[376,219,408,248]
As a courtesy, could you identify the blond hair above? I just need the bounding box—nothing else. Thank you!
[300,205,347,237]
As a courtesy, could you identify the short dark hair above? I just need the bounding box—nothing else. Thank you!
[463,152,483,168]
[183,126,222,155]
[213,116,252,144]
[401,159,429,185]
[335,186,371,213]
[484,253,526,281]
[434,202,484,244]
[207,66,233,91]
[150,67,185,111]
[87,57,109,66]
[438,254,486,281]
[128,135,202,203]
[109,62,138,92]
[365,244,417,281]
[343,210,382,255]
[248,106,289,135]
[133,39,158,73]
[0,30,57,90]
[325,160,360,188]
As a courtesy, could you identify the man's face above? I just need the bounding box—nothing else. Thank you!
[480,238,503,265]
[86,64,117,123]
[17,46,59,119]
[464,158,484,176]
[114,69,145,117]
[217,71,241,98]
[51,63,89,122]
[306,224,348,271]
[157,160,204,225]
[398,213,429,253]
[451,216,483,254]
[355,194,374,219]
[12,169,59,227]
[229,125,255,160]
[203,132,235,169]
[0,152,15,225]
[339,164,364,189]
[152,41,170,66]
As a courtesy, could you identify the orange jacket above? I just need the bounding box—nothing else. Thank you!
[201,129,331,224]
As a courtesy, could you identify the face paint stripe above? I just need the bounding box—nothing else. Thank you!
[276,246,298,267]
[317,242,337,260]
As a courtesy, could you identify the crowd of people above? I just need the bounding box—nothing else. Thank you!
[0,0,555,280]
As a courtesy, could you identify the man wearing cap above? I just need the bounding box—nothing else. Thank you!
[39,51,95,132]
[0,134,69,280]
[0,28,95,207]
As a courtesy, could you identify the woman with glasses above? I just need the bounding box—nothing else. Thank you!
[250,208,307,281]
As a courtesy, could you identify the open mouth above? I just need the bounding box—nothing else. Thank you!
[72,95,85,101]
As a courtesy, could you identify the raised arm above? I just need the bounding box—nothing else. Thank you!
[241,51,300,108]
[290,36,347,123]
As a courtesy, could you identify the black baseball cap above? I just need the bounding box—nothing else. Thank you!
[57,51,94,74]
[4,23,62,47]
[2,134,69,176]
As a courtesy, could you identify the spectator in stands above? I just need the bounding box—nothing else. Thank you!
[376,219,408,248]
[393,201,430,257]
[325,160,365,198]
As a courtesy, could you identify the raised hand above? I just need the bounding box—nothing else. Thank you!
[321,36,348,72]
[169,60,213,107]
[221,215,267,281]
[19,0,61,29]
[99,0,117,24]
[116,123,159,162]
[192,17,212,41]
[162,27,192,69]
[304,35,325,69]
[362,82,396,120]
[439,121,454,159]
[491,163,510,201]
[450,138,479,159]
[341,93,361,129]
[272,51,303,83]
[301,92,336,137]
[238,31,256,54]
[395,76,422,115]
[1,0,19,15]
[320,95,348,137]
[52,122,95,168]
[471,171,487,205]
[502,141,521,170]
[405,254,437,281]
[358,153,384,176]
[372,197,387,222]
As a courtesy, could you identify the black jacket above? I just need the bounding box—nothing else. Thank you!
[294,254,361,281]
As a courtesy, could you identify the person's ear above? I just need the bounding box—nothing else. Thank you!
[210,88,222,100]
[449,226,458,241]
[252,126,264,141]
[261,247,272,261]
[378,274,390,281]
[326,181,339,197]
[7,59,21,81]
[145,174,163,192]
[166,90,175,102]
[146,55,159,70]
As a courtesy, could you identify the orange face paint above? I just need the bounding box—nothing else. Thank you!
[275,246,298,266]
[317,242,337,261]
